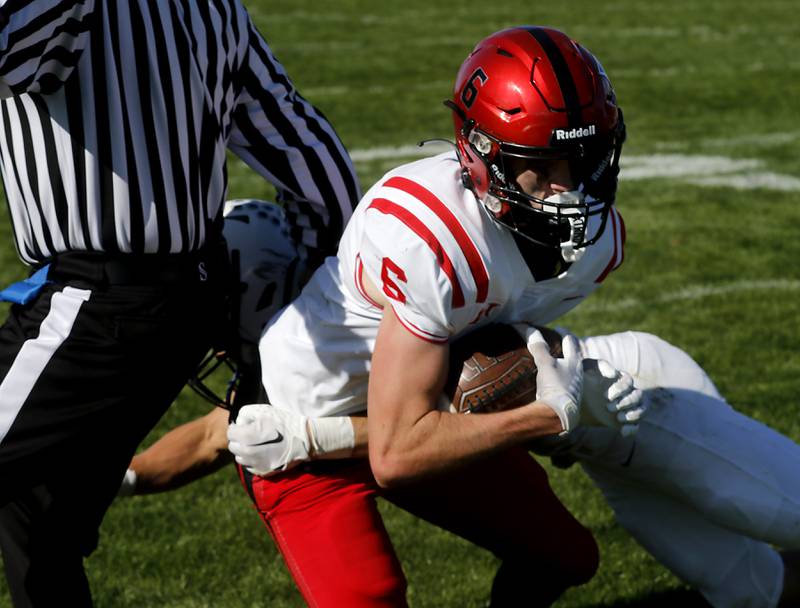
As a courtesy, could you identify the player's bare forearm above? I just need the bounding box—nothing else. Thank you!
[130,407,232,494]
[372,402,561,485]
[367,307,562,488]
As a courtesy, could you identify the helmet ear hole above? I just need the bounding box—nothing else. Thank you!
[460,168,473,189]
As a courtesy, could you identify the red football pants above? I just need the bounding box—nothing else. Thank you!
[239,448,597,608]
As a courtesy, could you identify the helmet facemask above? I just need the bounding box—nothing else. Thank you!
[187,349,241,408]
[458,116,624,263]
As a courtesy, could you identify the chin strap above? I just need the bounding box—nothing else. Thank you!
[560,216,587,263]
[539,191,589,264]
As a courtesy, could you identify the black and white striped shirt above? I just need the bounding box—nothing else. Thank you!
[0,0,360,265]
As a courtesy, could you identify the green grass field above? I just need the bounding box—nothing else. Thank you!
[1,0,799,605]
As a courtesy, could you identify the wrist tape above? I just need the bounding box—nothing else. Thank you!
[307,416,356,459]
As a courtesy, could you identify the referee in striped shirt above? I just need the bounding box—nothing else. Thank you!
[0,2,360,606]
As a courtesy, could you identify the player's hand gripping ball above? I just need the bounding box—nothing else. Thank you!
[442,324,563,414]
[443,324,646,436]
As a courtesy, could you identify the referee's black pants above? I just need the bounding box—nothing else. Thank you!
[0,251,228,607]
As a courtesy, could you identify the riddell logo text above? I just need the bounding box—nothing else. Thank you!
[555,125,596,140]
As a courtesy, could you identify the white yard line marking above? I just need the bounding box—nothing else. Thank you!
[688,173,800,192]
[656,130,800,151]
[350,142,451,162]
[620,154,761,178]
[350,145,800,192]
[582,279,800,313]
[303,80,452,99]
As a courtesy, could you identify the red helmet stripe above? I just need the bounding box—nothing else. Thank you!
[384,176,489,303]
[369,198,466,308]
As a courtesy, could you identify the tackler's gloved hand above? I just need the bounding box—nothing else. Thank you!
[227,404,355,476]
[581,359,646,436]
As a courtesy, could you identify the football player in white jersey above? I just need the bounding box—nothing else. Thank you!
[120,212,800,603]
[227,26,629,607]
[123,326,800,606]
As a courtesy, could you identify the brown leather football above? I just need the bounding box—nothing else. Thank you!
[443,324,563,414]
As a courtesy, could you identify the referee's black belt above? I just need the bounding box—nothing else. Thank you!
[47,242,229,287]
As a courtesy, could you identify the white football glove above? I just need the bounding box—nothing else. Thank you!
[581,359,646,437]
[227,404,355,477]
[515,325,584,433]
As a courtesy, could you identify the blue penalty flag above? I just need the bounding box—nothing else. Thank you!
[0,265,50,305]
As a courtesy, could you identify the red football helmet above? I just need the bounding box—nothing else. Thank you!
[448,26,625,261]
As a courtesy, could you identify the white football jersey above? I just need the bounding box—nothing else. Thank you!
[260,151,625,417]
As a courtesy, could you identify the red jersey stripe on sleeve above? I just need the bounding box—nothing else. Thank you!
[354,254,383,309]
[614,209,626,269]
[392,307,449,344]
[369,198,466,308]
[594,207,623,284]
[383,176,489,303]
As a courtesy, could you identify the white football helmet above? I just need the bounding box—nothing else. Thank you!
[222,198,306,350]
[189,199,307,406]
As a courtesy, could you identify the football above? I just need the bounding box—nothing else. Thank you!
[443,324,563,414]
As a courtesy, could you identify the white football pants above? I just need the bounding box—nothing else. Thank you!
[571,331,800,608]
